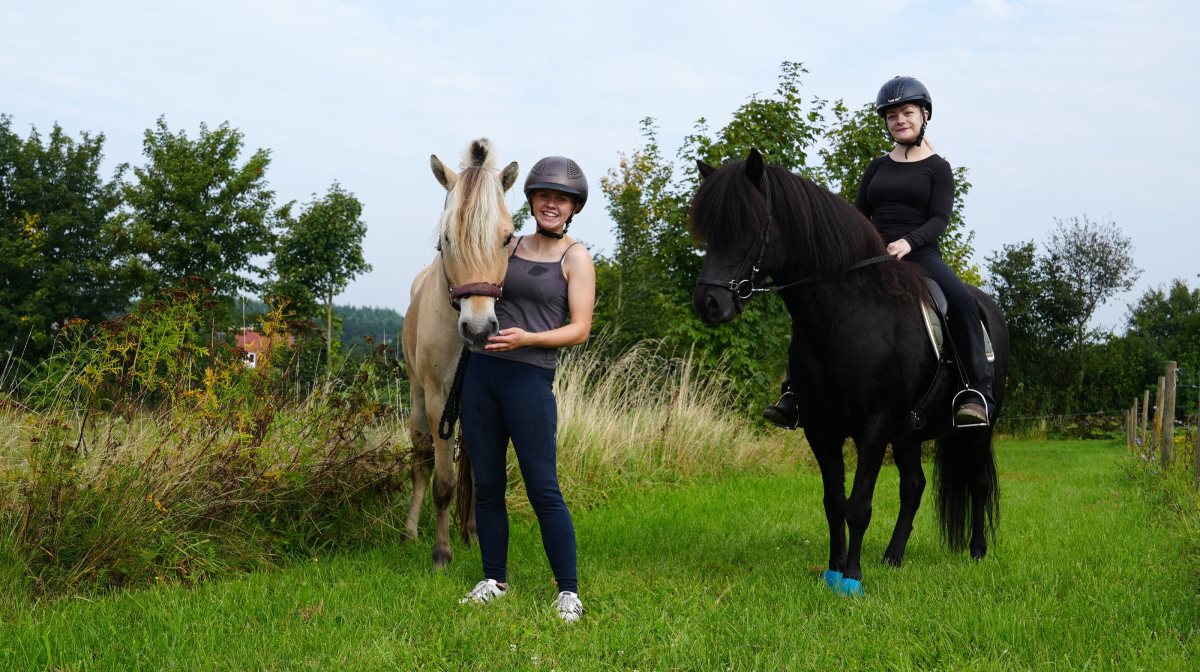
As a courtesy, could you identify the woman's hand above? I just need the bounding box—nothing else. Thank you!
[886,238,913,260]
[485,327,532,351]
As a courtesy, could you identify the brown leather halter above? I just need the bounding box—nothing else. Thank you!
[441,253,503,310]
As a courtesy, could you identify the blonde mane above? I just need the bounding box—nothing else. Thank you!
[438,139,511,272]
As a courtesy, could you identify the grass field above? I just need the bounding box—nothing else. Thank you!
[2,439,1198,671]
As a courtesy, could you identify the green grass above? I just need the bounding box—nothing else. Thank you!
[2,439,1198,670]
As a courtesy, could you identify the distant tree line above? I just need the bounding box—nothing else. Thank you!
[1,114,370,377]
[6,62,1192,422]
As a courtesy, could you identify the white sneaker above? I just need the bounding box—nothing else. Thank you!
[459,579,506,604]
[554,591,583,623]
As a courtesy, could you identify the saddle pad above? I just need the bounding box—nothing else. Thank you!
[921,299,995,363]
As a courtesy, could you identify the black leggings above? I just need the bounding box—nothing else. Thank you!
[905,248,994,408]
[460,354,578,593]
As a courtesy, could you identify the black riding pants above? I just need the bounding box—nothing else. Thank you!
[460,354,578,593]
[905,247,995,410]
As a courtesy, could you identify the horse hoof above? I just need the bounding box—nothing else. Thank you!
[970,549,987,561]
[822,569,843,588]
[882,554,902,567]
[837,578,864,597]
[432,545,452,569]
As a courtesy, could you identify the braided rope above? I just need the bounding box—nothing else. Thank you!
[439,346,471,440]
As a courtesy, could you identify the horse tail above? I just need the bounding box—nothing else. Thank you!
[933,429,999,553]
[463,138,495,170]
[454,436,476,543]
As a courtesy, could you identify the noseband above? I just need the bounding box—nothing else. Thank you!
[441,252,503,310]
[696,169,893,305]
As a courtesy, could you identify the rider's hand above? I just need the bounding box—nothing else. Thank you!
[886,238,913,260]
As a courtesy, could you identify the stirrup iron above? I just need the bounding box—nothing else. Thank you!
[951,388,989,429]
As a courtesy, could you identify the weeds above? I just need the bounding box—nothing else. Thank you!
[0,279,407,600]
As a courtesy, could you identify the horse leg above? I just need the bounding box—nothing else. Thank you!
[405,430,434,541]
[883,439,926,567]
[405,379,432,541]
[430,431,456,569]
[806,429,848,586]
[841,423,890,593]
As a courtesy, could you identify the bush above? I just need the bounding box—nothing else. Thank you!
[0,280,407,599]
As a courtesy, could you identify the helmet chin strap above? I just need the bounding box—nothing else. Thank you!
[534,212,573,239]
[897,117,928,158]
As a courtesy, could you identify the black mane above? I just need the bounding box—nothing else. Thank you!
[689,160,926,306]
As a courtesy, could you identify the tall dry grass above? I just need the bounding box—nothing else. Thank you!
[0,281,409,601]
[0,284,808,602]
[550,342,810,508]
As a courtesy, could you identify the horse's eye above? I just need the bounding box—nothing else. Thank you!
[502,233,513,247]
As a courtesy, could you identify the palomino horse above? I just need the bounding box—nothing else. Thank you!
[690,149,1009,595]
[403,139,518,568]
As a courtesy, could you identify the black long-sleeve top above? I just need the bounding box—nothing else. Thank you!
[854,153,954,252]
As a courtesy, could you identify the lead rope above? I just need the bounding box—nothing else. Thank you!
[438,346,471,441]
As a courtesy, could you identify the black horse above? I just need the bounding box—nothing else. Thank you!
[690,149,1009,595]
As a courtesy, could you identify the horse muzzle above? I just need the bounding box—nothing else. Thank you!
[457,296,500,351]
[692,285,741,325]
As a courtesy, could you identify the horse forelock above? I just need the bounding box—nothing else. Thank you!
[439,161,511,273]
[461,138,496,171]
[687,159,769,253]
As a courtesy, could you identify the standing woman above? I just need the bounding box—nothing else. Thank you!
[858,75,993,424]
[457,156,595,622]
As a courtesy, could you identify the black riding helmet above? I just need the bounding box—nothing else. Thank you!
[876,76,932,152]
[524,156,588,238]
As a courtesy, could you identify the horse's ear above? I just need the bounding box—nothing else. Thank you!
[499,161,519,192]
[745,148,764,186]
[696,160,716,180]
[431,154,458,191]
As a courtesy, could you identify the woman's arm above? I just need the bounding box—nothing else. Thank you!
[483,244,595,351]
[854,157,883,218]
[903,158,954,250]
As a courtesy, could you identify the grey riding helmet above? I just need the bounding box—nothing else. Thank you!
[524,156,588,213]
[875,76,933,119]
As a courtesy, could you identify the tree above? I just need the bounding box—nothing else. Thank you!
[985,217,1141,415]
[271,183,371,368]
[120,117,276,304]
[1,116,127,362]
[1046,216,1141,391]
[986,241,1082,414]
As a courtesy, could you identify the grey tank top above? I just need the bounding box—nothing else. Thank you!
[486,236,576,369]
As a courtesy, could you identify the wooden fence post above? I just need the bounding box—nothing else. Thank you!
[1162,362,1177,468]
[1125,406,1133,448]
[1152,376,1165,460]
[1195,377,1200,492]
[1141,389,1150,453]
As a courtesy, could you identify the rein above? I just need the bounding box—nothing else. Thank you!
[696,170,895,301]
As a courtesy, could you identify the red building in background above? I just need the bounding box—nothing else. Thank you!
[234,328,294,368]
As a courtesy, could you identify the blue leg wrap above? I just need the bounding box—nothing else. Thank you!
[822,569,843,588]
[837,577,864,597]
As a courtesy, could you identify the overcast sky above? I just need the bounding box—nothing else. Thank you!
[3,0,1195,330]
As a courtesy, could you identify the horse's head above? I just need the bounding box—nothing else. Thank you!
[430,138,520,351]
[689,148,788,324]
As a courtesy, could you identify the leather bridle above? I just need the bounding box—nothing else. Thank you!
[696,170,894,307]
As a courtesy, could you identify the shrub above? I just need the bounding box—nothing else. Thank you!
[0,280,407,599]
